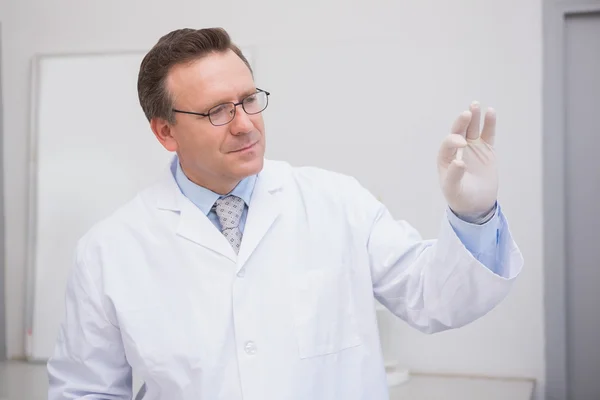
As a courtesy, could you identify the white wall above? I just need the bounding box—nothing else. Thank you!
[2,0,544,395]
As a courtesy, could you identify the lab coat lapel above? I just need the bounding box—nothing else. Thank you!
[176,196,237,262]
[153,164,237,263]
[237,161,284,269]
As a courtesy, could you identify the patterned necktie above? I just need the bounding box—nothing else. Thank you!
[214,195,245,254]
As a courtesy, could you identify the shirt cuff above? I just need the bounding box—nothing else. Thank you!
[446,203,501,273]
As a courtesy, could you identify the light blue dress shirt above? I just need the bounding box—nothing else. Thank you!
[446,203,503,275]
[174,161,504,276]
[175,161,256,234]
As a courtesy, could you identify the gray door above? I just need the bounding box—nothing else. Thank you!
[564,11,600,400]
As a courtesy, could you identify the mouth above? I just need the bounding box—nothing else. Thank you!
[231,141,258,153]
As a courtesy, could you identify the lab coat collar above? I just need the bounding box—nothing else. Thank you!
[153,155,284,266]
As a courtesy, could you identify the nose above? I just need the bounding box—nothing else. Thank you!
[229,106,254,136]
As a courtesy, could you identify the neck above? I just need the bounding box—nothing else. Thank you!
[211,181,239,196]
[180,164,240,195]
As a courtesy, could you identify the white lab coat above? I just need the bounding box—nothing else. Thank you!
[47,158,523,400]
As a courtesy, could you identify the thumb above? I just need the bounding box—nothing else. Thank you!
[444,159,467,187]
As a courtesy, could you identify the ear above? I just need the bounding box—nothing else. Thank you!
[150,117,178,152]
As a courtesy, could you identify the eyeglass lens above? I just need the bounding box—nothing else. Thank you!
[209,91,269,126]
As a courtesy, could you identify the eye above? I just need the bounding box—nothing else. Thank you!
[244,94,258,104]
[210,104,227,116]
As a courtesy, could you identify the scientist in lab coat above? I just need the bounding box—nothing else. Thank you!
[47,27,523,400]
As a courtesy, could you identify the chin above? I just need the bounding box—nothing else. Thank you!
[244,155,264,175]
[231,153,264,178]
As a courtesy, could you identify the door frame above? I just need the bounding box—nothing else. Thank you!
[543,1,600,399]
[0,21,6,361]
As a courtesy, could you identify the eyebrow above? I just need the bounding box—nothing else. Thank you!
[205,88,258,111]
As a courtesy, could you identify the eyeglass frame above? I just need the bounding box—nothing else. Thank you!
[171,88,270,126]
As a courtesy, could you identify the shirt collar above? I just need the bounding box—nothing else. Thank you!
[174,159,257,216]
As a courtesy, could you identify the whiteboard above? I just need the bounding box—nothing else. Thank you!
[26,49,254,360]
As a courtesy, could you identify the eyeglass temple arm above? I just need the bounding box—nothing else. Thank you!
[171,109,208,117]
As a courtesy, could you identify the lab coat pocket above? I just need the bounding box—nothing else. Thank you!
[292,265,362,359]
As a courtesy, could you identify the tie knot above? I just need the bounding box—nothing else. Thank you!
[214,195,245,230]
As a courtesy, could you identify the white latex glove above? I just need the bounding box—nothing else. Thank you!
[437,102,498,222]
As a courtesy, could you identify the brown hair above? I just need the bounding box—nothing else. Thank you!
[137,27,252,124]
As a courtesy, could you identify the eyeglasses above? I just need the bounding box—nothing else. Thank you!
[172,89,270,126]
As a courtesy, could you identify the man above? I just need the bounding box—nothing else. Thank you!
[47,27,523,400]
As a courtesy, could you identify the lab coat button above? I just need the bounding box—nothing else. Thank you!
[244,341,257,355]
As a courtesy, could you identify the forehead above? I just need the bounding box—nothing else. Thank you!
[166,50,254,107]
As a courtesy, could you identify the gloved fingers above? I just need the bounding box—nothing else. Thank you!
[481,107,497,146]
[451,110,472,138]
[444,159,467,188]
[439,133,467,164]
[466,101,481,140]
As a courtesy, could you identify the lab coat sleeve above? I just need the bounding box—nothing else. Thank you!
[47,245,132,400]
[363,188,523,334]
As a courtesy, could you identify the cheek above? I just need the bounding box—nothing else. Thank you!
[177,124,224,153]
[250,115,265,134]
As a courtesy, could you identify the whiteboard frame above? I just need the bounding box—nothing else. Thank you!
[25,52,41,360]
[24,47,256,360]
